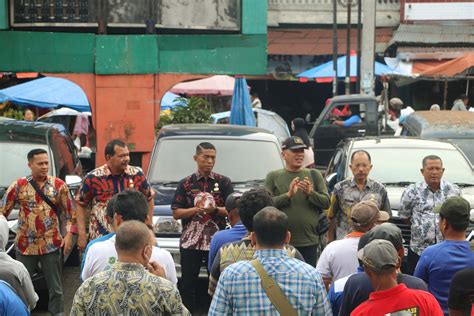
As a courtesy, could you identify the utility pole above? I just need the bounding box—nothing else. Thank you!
[360,0,377,95]
[332,0,338,97]
[345,0,352,95]
[356,0,362,93]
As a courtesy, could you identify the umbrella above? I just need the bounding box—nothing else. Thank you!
[0,77,90,112]
[170,75,236,96]
[297,53,398,83]
[229,77,256,126]
[160,92,187,111]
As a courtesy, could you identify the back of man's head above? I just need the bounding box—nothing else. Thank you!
[115,220,151,255]
[253,207,288,248]
[114,190,148,223]
[238,188,274,232]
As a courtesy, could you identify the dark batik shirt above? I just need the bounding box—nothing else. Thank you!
[171,172,233,251]
[77,164,153,240]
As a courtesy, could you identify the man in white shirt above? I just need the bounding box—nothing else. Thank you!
[316,200,389,289]
[81,190,177,284]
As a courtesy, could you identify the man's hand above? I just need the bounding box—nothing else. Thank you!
[147,261,166,278]
[61,232,74,255]
[297,177,314,195]
[77,231,87,251]
[287,177,300,199]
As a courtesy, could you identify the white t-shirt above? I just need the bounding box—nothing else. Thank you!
[81,235,177,285]
[316,236,360,282]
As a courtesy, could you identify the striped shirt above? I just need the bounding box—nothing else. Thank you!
[209,249,332,315]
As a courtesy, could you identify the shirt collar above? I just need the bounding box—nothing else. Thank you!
[369,283,407,301]
[195,171,216,180]
[254,249,288,259]
[112,261,146,272]
[421,180,447,193]
[350,178,372,189]
[103,164,130,177]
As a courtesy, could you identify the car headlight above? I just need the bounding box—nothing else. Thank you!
[153,216,182,234]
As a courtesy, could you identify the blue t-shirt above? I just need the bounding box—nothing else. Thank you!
[342,115,362,127]
[339,272,428,316]
[208,222,247,271]
[0,281,29,316]
[414,240,474,315]
[80,232,115,276]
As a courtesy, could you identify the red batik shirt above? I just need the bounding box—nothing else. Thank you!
[76,164,154,241]
[0,176,76,255]
[171,172,233,251]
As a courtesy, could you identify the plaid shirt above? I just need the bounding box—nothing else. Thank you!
[76,164,153,240]
[209,249,332,316]
[0,176,76,255]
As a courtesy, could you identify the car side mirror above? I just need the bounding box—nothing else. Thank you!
[66,175,82,190]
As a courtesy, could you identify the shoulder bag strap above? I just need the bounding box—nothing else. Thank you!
[27,176,60,217]
[250,259,298,316]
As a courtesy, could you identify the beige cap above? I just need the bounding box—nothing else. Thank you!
[351,200,390,227]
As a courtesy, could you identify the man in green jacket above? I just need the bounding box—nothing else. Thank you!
[265,136,330,266]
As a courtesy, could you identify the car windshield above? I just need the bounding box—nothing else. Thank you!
[348,147,474,185]
[447,139,474,166]
[0,142,51,187]
[149,138,284,183]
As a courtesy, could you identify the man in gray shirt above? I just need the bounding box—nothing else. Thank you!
[451,94,468,111]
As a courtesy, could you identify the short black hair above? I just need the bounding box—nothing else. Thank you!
[440,214,469,232]
[106,194,119,219]
[422,155,442,168]
[115,220,151,253]
[105,139,127,158]
[253,207,288,247]
[196,142,216,155]
[27,148,48,161]
[459,94,468,100]
[113,190,148,222]
[238,187,274,232]
[351,150,371,163]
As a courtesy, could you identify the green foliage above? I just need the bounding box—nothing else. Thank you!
[157,96,213,131]
[1,103,25,120]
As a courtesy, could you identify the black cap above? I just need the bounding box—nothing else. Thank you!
[225,193,242,212]
[281,136,308,151]
[435,196,470,227]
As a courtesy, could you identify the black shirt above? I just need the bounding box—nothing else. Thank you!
[448,268,474,315]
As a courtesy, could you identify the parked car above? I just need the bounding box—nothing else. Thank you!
[211,108,291,144]
[147,124,285,276]
[401,111,474,165]
[325,137,474,254]
[0,119,83,299]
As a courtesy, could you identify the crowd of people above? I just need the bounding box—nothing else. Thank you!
[0,134,473,315]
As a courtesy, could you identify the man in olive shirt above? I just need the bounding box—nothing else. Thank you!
[265,136,330,266]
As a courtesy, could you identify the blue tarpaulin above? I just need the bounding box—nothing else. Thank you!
[0,77,90,112]
[229,77,256,126]
[297,54,399,82]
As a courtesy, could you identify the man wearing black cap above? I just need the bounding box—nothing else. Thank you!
[207,193,246,271]
[265,136,330,266]
[351,239,443,316]
[414,196,474,315]
[339,223,428,316]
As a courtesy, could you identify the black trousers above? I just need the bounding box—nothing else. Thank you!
[295,244,319,267]
[406,248,420,276]
[180,248,209,312]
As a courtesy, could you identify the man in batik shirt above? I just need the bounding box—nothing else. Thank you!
[328,150,391,241]
[0,148,78,316]
[399,155,461,275]
[76,139,154,248]
[172,142,233,312]
[71,220,189,316]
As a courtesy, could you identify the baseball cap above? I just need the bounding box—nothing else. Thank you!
[368,223,404,251]
[281,136,308,151]
[434,196,470,227]
[350,200,390,227]
[357,239,398,273]
[225,193,242,212]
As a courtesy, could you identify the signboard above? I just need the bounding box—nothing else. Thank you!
[11,0,241,30]
[405,2,474,21]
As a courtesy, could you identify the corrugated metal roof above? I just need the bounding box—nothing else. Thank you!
[391,24,474,45]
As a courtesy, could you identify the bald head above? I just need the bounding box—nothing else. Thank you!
[115,220,152,255]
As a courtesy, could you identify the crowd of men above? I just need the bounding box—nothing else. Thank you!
[0,136,473,315]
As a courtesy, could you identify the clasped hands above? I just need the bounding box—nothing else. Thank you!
[287,176,314,198]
